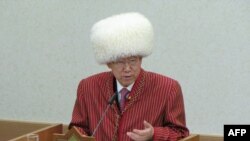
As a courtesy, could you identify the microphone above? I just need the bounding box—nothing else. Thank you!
[91,92,118,137]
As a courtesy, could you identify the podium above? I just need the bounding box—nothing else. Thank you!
[180,134,199,141]
[53,126,95,141]
[180,134,223,141]
[0,119,223,141]
[54,127,197,141]
[0,119,62,141]
[53,126,222,141]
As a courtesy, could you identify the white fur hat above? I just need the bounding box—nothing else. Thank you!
[90,12,154,64]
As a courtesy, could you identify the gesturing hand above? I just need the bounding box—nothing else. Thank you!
[127,120,154,141]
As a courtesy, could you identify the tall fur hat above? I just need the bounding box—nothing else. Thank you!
[90,12,154,64]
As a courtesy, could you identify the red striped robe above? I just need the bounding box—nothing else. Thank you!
[69,69,189,141]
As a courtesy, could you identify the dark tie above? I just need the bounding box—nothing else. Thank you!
[120,88,129,111]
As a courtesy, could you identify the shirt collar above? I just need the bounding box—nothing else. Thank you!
[116,80,134,92]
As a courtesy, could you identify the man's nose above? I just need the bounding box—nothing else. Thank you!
[123,62,132,71]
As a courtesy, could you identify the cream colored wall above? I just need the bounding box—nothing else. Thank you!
[0,0,249,135]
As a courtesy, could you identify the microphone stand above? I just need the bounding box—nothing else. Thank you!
[91,92,117,137]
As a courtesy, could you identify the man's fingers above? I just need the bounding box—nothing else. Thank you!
[127,132,148,141]
[132,129,149,136]
[127,121,154,141]
[131,121,153,135]
[144,120,151,128]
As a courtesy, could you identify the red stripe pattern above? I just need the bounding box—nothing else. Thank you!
[69,69,189,141]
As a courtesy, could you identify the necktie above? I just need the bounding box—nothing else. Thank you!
[120,88,129,111]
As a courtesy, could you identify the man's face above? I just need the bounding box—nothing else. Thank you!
[107,56,142,87]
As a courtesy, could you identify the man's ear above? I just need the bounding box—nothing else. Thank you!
[107,63,112,69]
[139,57,142,61]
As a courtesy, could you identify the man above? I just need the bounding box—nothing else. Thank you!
[69,12,189,141]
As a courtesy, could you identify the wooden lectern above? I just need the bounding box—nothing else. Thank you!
[53,128,200,141]
[53,126,95,141]
[53,126,222,141]
[0,119,62,141]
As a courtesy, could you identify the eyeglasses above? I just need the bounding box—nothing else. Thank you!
[113,57,140,68]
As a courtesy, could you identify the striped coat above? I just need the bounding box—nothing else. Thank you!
[69,69,189,141]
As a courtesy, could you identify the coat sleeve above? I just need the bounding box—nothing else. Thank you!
[153,81,189,140]
[68,80,90,135]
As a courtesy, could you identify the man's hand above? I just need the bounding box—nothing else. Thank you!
[127,120,154,141]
